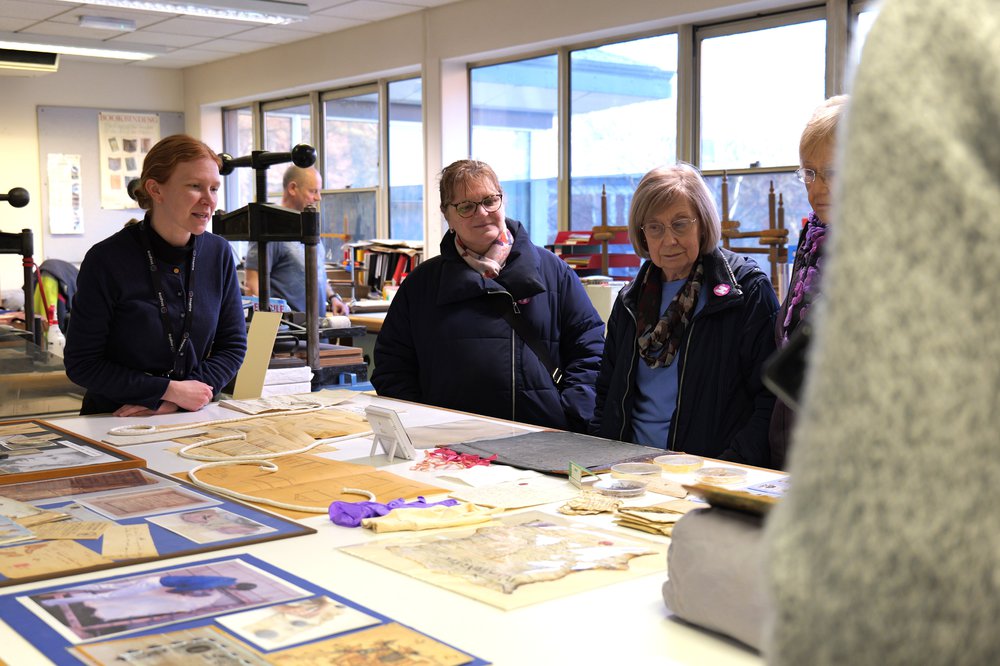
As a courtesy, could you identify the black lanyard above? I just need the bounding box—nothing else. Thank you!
[137,221,198,379]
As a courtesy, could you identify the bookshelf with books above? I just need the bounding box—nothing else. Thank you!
[340,240,423,300]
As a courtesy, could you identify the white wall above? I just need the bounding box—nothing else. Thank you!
[0,59,183,292]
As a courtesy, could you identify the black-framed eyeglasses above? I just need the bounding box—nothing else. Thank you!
[447,193,503,218]
[795,167,835,184]
[642,218,697,239]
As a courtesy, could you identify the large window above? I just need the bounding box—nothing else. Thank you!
[699,16,826,170]
[323,88,379,261]
[388,78,423,241]
[697,13,826,282]
[221,106,254,212]
[323,89,379,190]
[471,55,558,247]
[851,7,880,66]
[570,34,678,231]
[221,106,254,265]
[263,100,312,199]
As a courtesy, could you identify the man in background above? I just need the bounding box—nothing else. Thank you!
[245,165,348,315]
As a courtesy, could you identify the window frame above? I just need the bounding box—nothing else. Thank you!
[221,73,423,245]
[693,6,829,173]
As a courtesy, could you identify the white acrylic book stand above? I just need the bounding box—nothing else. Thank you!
[365,405,417,462]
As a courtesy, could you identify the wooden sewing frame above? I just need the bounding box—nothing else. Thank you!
[718,172,790,299]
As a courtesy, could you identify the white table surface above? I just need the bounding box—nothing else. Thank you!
[0,394,775,666]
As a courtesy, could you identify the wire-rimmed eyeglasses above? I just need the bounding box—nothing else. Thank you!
[795,167,836,184]
[447,193,503,218]
[642,218,697,239]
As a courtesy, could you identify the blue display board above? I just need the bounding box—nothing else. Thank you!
[0,467,315,588]
[0,554,487,665]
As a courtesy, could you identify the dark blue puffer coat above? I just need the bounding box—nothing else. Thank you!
[372,219,605,432]
[589,248,779,466]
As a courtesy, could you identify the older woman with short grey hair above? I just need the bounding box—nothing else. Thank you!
[590,163,779,466]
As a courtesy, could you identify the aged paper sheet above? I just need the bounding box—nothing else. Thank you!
[267,622,472,665]
[169,409,370,460]
[30,521,109,541]
[0,540,111,578]
[448,478,578,509]
[101,524,158,559]
[177,454,448,519]
[342,511,667,610]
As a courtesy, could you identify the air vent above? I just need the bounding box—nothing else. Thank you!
[0,48,59,76]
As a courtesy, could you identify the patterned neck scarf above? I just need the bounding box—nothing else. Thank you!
[636,260,704,368]
[780,211,827,344]
[453,226,513,279]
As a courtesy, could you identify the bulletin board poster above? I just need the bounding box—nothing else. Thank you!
[46,153,83,234]
[97,112,160,210]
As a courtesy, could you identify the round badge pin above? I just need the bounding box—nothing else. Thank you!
[713,284,731,296]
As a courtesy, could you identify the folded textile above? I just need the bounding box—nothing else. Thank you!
[362,503,499,533]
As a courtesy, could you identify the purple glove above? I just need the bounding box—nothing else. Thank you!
[328,496,459,527]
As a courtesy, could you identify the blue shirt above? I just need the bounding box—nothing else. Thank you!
[631,278,706,448]
[246,240,327,313]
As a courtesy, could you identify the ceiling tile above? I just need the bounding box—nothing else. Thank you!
[0,0,71,21]
[391,0,462,6]
[317,0,419,22]
[238,15,365,40]
[307,0,356,9]
[0,18,35,32]
[107,30,206,49]
[11,23,109,39]
[140,16,252,38]
[187,37,270,54]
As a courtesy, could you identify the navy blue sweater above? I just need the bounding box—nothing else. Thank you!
[65,219,246,414]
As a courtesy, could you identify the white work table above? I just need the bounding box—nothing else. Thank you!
[0,395,775,665]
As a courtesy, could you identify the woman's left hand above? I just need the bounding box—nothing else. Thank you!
[113,401,181,417]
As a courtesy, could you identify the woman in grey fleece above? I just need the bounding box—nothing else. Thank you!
[765,0,1000,663]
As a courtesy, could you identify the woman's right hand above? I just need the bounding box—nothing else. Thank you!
[163,379,214,411]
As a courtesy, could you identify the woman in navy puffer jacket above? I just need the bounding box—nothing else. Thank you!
[372,160,605,433]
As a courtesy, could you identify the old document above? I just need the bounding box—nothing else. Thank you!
[343,511,667,610]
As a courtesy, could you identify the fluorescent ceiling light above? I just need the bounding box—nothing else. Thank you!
[0,32,164,60]
[79,15,138,32]
[53,0,309,25]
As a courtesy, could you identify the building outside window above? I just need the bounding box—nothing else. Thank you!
[322,88,379,262]
[263,100,312,199]
[570,33,678,232]
[471,54,558,248]
[388,78,423,241]
[221,106,254,212]
[221,105,254,265]
[698,13,827,281]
